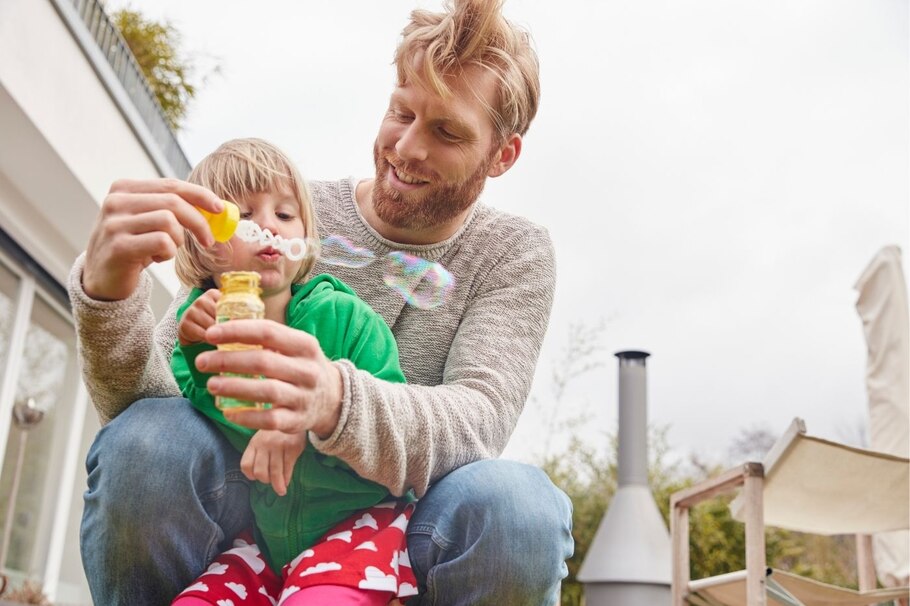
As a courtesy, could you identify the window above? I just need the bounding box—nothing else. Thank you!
[0,262,17,384]
[0,293,78,574]
[0,250,88,600]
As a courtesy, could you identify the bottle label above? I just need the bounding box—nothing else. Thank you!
[214,272,267,411]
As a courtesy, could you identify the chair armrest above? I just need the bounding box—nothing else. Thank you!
[671,463,764,510]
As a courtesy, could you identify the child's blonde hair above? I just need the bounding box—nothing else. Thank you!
[175,138,319,289]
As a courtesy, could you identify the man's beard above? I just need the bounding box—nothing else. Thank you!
[371,144,492,231]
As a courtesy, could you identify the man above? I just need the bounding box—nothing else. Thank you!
[71,0,573,604]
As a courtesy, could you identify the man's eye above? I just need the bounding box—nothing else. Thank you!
[393,110,414,122]
[439,129,460,141]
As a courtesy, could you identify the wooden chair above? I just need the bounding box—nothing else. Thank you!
[670,418,910,606]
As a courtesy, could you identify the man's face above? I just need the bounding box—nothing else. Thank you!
[371,65,502,232]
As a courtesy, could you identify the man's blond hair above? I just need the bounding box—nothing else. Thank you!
[396,0,540,141]
[175,138,319,289]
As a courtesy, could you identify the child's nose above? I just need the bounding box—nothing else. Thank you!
[257,212,281,235]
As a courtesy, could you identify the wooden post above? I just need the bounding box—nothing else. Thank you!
[671,499,690,606]
[743,463,766,606]
[856,533,877,592]
[669,465,759,606]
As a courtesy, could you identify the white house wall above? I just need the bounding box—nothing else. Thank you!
[0,0,189,602]
[0,0,179,308]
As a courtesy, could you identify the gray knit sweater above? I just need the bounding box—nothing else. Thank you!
[68,177,556,497]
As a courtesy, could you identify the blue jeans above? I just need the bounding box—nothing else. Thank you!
[81,398,573,605]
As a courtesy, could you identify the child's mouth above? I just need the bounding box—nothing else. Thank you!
[257,247,281,262]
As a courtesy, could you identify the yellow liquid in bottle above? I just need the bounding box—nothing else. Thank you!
[215,271,266,411]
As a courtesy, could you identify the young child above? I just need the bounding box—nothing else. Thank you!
[168,138,417,605]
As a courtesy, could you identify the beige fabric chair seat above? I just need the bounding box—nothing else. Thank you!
[688,568,910,606]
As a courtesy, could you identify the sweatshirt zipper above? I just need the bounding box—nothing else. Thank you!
[288,437,307,561]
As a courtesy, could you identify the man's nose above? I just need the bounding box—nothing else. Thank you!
[395,124,428,162]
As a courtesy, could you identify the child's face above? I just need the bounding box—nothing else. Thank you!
[217,188,305,297]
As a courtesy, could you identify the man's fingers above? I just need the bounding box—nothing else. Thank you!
[223,406,299,433]
[116,231,182,264]
[110,178,224,214]
[98,201,196,251]
[204,320,321,358]
[105,191,218,248]
[209,375,299,411]
[198,347,319,385]
[107,210,187,250]
[81,179,226,302]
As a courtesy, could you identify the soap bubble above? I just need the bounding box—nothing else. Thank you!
[381,252,454,310]
[319,235,377,269]
[282,238,310,261]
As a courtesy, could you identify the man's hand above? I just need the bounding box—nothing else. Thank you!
[178,289,221,346]
[241,429,306,496]
[83,179,223,301]
[196,320,344,439]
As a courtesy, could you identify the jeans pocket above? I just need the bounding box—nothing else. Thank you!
[407,523,460,592]
[202,471,253,555]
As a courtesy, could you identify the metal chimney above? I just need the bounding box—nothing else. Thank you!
[578,350,672,605]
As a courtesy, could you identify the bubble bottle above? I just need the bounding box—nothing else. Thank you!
[215,270,265,410]
[198,200,241,243]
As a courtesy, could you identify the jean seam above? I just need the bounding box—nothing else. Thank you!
[198,484,226,504]
[423,560,438,605]
[203,527,223,572]
[225,470,247,482]
[410,525,462,605]
[198,470,246,504]
[198,470,249,566]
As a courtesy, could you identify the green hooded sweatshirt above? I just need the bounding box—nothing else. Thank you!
[171,274,407,572]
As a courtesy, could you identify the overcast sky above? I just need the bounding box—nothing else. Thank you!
[106,0,909,465]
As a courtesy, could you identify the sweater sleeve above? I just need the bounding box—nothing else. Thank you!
[310,226,556,497]
[68,253,186,424]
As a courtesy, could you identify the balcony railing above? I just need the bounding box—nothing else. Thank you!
[67,0,192,177]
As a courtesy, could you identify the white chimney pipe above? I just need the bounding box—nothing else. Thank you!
[578,350,671,605]
[617,350,650,487]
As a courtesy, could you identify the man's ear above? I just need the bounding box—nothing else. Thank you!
[487,133,522,178]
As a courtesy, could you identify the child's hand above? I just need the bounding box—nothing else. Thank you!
[241,429,307,496]
[178,289,221,346]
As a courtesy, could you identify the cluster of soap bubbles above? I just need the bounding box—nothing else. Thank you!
[321,236,454,310]
[235,220,312,261]
[235,222,454,310]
